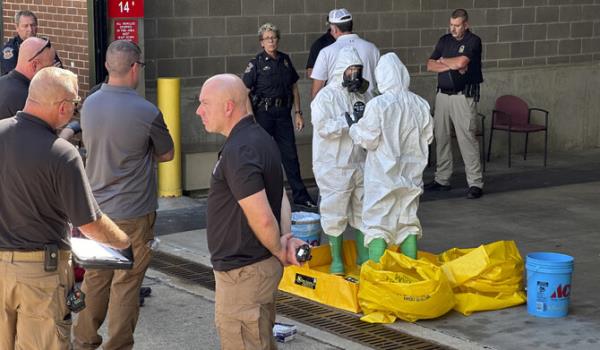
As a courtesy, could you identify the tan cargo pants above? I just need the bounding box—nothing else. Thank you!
[0,250,74,350]
[214,256,283,350]
[73,212,155,350]
[433,92,484,188]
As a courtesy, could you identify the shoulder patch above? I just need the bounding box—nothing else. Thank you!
[3,47,14,60]
[244,62,254,74]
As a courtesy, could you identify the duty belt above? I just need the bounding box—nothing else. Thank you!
[256,96,291,110]
[438,88,464,95]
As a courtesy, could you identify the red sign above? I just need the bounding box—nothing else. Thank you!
[114,20,139,43]
[108,0,144,18]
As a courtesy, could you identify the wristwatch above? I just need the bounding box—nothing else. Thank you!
[295,110,303,116]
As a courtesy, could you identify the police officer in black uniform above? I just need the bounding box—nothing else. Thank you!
[1,10,62,76]
[425,8,484,199]
[2,10,38,75]
[242,23,317,209]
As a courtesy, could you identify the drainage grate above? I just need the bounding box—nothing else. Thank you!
[150,251,450,350]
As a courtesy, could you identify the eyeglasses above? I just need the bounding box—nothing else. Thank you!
[62,96,82,108]
[131,60,146,68]
[28,38,51,62]
[261,36,278,42]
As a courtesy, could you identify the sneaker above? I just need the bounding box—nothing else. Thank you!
[424,181,451,191]
[466,186,483,199]
[294,199,318,210]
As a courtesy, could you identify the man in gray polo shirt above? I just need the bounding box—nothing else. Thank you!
[73,40,174,350]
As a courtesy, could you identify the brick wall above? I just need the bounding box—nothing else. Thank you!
[143,0,600,88]
[2,0,91,94]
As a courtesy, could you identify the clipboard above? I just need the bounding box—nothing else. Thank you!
[71,237,134,270]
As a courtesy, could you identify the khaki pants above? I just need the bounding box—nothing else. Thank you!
[0,250,74,350]
[433,92,484,188]
[73,212,155,350]
[214,256,283,350]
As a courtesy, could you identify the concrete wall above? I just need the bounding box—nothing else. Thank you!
[141,0,600,190]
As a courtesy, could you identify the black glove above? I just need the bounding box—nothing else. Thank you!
[345,112,356,127]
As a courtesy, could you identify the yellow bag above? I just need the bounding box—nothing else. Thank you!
[278,240,362,313]
[358,250,455,323]
[438,240,526,315]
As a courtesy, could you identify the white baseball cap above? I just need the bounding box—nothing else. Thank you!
[328,8,352,24]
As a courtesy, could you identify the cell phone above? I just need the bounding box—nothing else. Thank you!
[44,244,59,272]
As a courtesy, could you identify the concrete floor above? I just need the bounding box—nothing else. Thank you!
[150,149,600,350]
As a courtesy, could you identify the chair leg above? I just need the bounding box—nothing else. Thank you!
[481,122,486,172]
[508,131,511,168]
[524,133,529,160]
[544,129,548,167]
[487,128,494,162]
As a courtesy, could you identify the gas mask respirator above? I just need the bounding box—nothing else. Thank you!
[342,65,369,94]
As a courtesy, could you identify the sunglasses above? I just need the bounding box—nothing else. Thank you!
[131,60,146,68]
[28,38,51,62]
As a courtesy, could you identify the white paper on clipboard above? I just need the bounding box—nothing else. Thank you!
[71,237,133,269]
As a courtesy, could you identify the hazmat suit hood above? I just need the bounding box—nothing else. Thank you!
[375,52,410,94]
[329,46,367,88]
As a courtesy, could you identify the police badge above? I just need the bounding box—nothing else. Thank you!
[458,45,465,54]
[3,47,14,60]
[244,62,254,74]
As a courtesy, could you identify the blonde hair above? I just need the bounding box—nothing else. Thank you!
[29,67,78,104]
[258,23,280,40]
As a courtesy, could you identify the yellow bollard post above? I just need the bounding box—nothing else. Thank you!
[157,78,182,197]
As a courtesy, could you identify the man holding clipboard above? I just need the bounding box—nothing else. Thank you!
[0,67,130,350]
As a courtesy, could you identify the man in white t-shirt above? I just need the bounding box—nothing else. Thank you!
[310,8,380,99]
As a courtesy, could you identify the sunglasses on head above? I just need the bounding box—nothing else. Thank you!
[28,38,51,62]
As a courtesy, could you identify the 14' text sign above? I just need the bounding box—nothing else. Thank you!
[108,0,144,18]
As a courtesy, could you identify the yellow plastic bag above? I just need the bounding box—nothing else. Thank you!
[358,250,455,323]
[278,240,362,313]
[438,240,526,315]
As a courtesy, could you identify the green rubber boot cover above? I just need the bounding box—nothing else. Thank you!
[368,238,387,263]
[401,235,418,259]
[355,230,370,266]
[328,235,344,275]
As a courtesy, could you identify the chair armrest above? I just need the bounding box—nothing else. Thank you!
[492,109,512,128]
[528,107,549,127]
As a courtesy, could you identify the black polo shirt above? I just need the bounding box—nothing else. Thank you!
[306,30,335,69]
[0,70,30,119]
[430,30,483,91]
[206,116,283,272]
[242,50,299,99]
[0,112,101,250]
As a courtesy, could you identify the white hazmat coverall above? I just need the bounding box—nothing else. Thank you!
[310,46,372,237]
[349,52,433,246]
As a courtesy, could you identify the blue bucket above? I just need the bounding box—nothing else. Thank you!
[291,212,321,246]
[526,252,574,318]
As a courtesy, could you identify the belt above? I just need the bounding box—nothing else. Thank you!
[438,88,464,95]
[0,250,71,262]
[257,96,290,109]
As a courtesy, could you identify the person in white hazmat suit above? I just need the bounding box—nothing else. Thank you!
[348,52,433,262]
[311,46,372,275]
